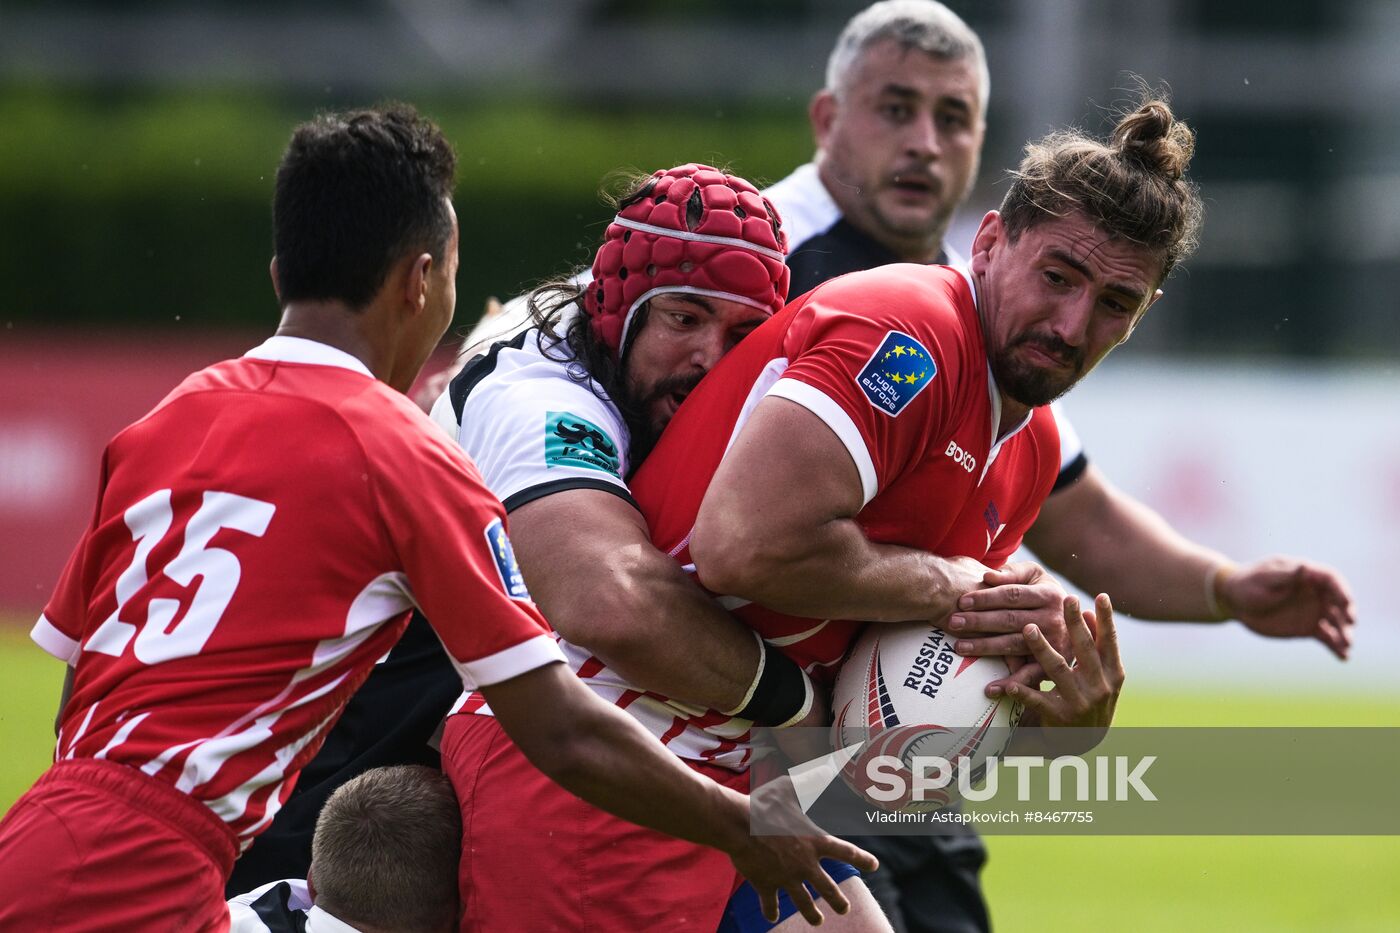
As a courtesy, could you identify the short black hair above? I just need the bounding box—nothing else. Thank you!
[273,103,457,309]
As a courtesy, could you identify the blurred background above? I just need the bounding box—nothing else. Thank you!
[1,1,1397,928]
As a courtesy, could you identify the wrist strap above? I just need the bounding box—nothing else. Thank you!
[723,630,814,727]
[1203,562,1234,622]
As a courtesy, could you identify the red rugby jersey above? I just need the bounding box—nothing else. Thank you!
[31,337,561,844]
[628,264,1060,766]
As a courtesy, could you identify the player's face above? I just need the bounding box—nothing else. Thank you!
[972,210,1164,408]
[625,293,770,435]
[812,40,984,261]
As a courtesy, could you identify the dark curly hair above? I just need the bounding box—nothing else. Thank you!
[273,103,457,309]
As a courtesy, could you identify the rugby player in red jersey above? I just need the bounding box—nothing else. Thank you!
[0,106,873,932]
[433,88,1194,924]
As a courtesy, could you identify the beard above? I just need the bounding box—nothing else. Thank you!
[989,332,1086,408]
[620,370,706,467]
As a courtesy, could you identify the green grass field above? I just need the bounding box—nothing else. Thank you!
[3,620,1396,931]
[982,689,1400,932]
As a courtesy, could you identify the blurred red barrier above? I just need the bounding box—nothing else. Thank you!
[0,331,458,618]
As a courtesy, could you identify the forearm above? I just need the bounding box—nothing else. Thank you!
[484,664,748,854]
[693,512,986,624]
[546,540,763,712]
[689,397,987,624]
[1026,466,1230,622]
[512,490,774,716]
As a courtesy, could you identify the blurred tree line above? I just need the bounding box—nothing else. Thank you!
[2,87,810,337]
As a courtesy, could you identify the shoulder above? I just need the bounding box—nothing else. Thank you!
[794,264,976,351]
[117,358,376,459]
[763,162,842,252]
[452,327,629,459]
[439,325,632,505]
[342,376,478,477]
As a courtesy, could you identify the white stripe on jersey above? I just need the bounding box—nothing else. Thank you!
[449,632,567,692]
[764,619,830,648]
[93,711,149,760]
[311,573,416,672]
[59,702,98,760]
[228,708,341,838]
[174,672,350,798]
[767,377,878,505]
[167,572,406,799]
[79,572,423,838]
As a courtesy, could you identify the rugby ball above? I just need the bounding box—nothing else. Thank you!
[830,621,1022,812]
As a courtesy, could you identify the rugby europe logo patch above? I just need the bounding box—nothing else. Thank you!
[484,518,531,600]
[856,331,937,416]
[545,411,622,477]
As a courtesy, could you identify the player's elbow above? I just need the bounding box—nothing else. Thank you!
[523,729,595,789]
[690,512,788,602]
[551,596,648,663]
[541,555,664,661]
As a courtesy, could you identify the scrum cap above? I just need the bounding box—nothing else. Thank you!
[583,164,790,356]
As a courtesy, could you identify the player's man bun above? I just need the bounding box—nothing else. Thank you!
[1112,98,1195,182]
[998,86,1203,281]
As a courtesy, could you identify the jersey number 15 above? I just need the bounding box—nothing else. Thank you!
[85,489,276,664]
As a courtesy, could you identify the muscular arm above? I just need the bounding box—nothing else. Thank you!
[1025,465,1224,621]
[508,488,763,713]
[688,397,986,622]
[1024,465,1354,657]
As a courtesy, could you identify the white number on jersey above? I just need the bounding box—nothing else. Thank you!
[84,489,276,664]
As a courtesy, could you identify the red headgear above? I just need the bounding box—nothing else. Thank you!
[583,164,789,357]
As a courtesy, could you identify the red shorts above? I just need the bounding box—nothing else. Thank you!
[0,758,238,932]
[443,712,749,932]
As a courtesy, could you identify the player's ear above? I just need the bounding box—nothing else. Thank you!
[1125,288,1165,340]
[810,90,837,149]
[269,257,282,303]
[969,211,1003,275]
[404,252,432,315]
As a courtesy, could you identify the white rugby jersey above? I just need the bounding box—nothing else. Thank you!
[228,879,333,932]
[433,311,762,763]
[430,314,633,512]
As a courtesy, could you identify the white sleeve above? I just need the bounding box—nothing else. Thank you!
[1049,401,1089,486]
[455,344,634,512]
[227,879,312,932]
[460,292,535,359]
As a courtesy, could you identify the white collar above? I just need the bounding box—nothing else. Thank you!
[243,336,374,379]
[305,904,365,933]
